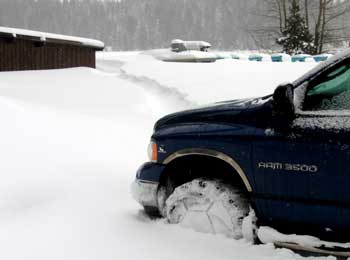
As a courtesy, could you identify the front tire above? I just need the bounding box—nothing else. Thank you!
[164,178,250,239]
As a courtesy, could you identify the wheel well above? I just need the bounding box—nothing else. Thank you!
[159,155,250,197]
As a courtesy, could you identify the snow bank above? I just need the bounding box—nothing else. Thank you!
[0,81,150,259]
[0,68,153,119]
[0,53,332,260]
[146,49,218,63]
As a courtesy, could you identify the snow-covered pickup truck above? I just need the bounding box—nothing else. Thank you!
[132,49,350,257]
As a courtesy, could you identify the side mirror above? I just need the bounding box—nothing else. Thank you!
[272,83,295,119]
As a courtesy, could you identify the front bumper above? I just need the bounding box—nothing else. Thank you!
[131,180,159,208]
[131,162,165,209]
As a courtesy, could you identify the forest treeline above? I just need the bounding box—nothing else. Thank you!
[0,0,349,51]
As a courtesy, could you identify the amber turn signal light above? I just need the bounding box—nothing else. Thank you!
[147,142,158,162]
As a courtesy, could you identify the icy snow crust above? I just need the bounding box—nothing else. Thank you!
[0,26,104,49]
[0,52,332,260]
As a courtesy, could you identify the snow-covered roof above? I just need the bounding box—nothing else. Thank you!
[184,41,211,48]
[0,26,104,50]
[171,39,184,44]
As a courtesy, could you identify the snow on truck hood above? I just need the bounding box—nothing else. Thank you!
[153,48,350,131]
[154,97,259,131]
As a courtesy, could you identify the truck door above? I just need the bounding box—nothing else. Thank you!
[253,59,350,236]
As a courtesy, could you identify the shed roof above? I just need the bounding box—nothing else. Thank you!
[0,26,104,50]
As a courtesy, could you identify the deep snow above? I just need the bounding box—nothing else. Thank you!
[0,52,333,260]
[114,51,316,104]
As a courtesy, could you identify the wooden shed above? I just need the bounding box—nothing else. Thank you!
[0,27,104,72]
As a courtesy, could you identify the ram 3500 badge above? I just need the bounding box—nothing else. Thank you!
[132,49,350,257]
[257,162,318,173]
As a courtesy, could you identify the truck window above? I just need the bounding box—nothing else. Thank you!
[304,62,350,111]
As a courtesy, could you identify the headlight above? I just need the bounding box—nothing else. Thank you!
[147,141,158,162]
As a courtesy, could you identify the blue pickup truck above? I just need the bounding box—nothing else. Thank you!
[132,49,350,257]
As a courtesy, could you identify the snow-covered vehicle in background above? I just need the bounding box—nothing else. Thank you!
[132,49,350,257]
[159,39,217,63]
[170,39,211,52]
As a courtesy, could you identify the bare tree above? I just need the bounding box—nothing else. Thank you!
[247,0,289,49]
[314,0,350,53]
[304,0,309,28]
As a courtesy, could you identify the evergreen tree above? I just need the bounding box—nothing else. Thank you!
[277,0,316,55]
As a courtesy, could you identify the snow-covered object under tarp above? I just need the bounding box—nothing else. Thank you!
[230,53,250,60]
[271,53,291,62]
[313,54,333,62]
[231,54,241,60]
[0,26,104,49]
[249,54,271,62]
[214,52,232,60]
[291,54,312,62]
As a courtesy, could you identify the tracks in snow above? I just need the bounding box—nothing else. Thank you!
[97,57,195,118]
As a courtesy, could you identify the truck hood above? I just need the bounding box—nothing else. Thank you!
[154,97,265,131]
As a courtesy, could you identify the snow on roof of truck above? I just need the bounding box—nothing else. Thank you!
[0,26,104,50]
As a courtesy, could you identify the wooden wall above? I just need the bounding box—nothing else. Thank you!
[0,38,96,71]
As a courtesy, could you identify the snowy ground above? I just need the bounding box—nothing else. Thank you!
[0,51,334,260]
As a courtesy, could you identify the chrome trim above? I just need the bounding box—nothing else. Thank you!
[275,242,350,257]
[138,180,159,185]
[163,148,253,192]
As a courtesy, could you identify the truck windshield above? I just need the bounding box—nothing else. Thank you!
[308,64,350,97]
